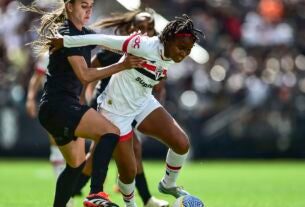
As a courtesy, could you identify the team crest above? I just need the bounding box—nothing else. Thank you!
[155,65,163,80]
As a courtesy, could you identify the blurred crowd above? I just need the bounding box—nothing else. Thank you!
[163,0,305,158]
[0,0,305,158]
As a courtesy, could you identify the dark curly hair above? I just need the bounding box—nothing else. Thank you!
[159,14,204,44]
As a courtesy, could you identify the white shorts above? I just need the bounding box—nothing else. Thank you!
[98,96,161,141]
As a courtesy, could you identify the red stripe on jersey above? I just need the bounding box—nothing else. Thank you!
[166,163,181,170]
[119,130,133,142]
[141,62,167,76]
[122,34,138,52]
[141,62,156,71]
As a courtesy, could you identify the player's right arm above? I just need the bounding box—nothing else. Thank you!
[67,53,145,85]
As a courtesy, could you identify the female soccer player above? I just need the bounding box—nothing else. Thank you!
[23,0,145,207]
[73,10,168,207]
[26,53,75,207]
[26,53,66,178]
[51,14,203,207]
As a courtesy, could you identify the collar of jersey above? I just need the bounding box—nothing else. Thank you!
[158,41,172,62]
[67,20,85,33]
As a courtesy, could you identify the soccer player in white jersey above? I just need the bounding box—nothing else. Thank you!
[50,14,203,207]
[72,10,169,207]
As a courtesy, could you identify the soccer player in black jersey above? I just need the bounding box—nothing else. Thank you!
[21,1,145,207]
[72,10,169,207]
[26,53,74,206]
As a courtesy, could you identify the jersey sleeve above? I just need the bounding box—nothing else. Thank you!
[64,34,151,58]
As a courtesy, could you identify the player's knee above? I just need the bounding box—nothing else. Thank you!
[102,125,120,136]
[93,125,120,139]
[174,135,190,154]
[66,157,86,168]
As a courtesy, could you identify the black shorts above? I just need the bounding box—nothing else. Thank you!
[38,100,90,146]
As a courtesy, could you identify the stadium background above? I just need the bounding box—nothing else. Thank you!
[0,0,305,160]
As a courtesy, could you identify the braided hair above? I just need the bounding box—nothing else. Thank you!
[159,14,203,44]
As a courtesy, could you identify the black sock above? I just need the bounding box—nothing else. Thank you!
[53,162,85,207]
[90,133,119,194]
[135,172,152,205]
[72,173,90,197]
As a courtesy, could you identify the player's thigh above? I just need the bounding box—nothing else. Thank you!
[58,138,86,167]
[113,139,137,183]
[75,108,119,140]
[137,107,189,154]
[100,108,134,137]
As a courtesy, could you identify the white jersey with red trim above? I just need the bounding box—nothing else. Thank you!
[98,36,174,116]
[64,34,174,116]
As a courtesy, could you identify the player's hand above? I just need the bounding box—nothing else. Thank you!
[48,35,64,53]
[120,53,146,69]
[26,99,37,118]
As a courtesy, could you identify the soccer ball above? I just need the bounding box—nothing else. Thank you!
[172,195,204,207]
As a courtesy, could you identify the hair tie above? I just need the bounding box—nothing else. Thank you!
[175,33,193,37]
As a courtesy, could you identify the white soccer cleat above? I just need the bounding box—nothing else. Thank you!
[145,196,169,207]
[158,182,190,198]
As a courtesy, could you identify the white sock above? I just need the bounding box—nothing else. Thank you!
[161,149,188,188]
[118,178,137,207]
[49,146,65,179]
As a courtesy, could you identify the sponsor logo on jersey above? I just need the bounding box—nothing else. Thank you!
[135,77,153,88]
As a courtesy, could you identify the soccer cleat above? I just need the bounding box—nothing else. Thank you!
[144,196,169,207]
[83,192,119,207]
[158,182,190,198]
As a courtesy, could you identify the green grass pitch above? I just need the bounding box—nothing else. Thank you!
[0,159,304,207]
